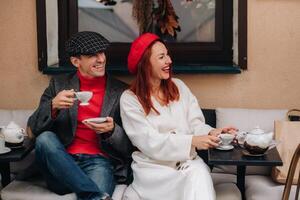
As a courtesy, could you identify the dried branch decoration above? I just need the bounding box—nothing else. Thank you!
[132,0,181,38]
[132,0,154,34]
[154,0,181,37]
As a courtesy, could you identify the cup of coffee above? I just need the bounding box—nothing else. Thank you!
[75,91,93,106]
[219,133,235,146]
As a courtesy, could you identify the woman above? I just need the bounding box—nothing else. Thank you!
[120,33,236,200]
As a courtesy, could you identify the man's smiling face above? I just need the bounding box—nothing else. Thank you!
[71,52,106,78]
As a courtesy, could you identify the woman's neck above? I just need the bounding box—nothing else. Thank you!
[150,78,161,94]
[151,80,168,106]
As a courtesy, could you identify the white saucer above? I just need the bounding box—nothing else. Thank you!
[83,117,107,124]
[79,102,89,106]
[242,150,266,157]
[0,147,11,154]
[216,145,234,151]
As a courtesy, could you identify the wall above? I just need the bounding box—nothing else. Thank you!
[0,0,299,110]
[0,0,49,109]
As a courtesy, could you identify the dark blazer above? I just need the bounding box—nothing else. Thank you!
[28,72,133,183]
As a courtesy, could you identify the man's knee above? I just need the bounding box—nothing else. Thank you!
[35,131,61,153]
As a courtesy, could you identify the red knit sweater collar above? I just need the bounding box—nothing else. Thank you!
[77,71,106,87]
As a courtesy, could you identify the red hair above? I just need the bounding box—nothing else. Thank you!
[130,40,179,115]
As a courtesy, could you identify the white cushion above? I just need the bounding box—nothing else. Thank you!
[215,183,241,200]
[212,173,241,200]
[216,108,288,132]
[211,173,236,185]
[245,175,296,200]
[0,109,34,130]
[214,108,288,175]
[0,179,76,200]
[121,173,241,200]
[0,179,127,200]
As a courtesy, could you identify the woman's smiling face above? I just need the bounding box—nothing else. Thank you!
[149,41,172,83]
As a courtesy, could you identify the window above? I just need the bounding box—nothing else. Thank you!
[36,0,247,74]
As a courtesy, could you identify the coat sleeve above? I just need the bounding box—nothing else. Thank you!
[176,79,213,136]
[27,78,57,137]
[102,101,134,159]
[120,91,193,162]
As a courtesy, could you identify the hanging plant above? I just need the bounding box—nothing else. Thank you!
[153,0,181,38]
[132,0,180,39]
[132,0,154,34]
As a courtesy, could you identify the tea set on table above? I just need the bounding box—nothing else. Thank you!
[0,91,99,155]
[0,121,26,155]
[216,126,278,156]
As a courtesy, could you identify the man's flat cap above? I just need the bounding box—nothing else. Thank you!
[65,31,110,57]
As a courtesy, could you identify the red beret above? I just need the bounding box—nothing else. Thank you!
[127,33,160,74]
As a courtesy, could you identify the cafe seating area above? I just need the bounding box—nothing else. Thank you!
[0,108,298,200]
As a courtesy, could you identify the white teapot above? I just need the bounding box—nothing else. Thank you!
[0,121,25,144]
[244,126,274,154]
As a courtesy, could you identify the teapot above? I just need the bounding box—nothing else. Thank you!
[0,121,25,145]
[244,126,274,154]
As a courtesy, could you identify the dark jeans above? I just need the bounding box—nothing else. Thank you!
[35,131,115,200]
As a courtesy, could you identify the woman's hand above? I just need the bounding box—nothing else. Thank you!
[83,117,115,134]
[192,135,220,150]
[208,126,238,137]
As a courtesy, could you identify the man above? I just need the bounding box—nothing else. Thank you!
[28,31,132,200]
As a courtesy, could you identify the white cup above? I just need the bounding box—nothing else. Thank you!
[219,133,235,146]
[75,91,93,106]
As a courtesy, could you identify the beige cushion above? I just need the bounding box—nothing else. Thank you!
[211,172,236,185]
[214,108,288,175]
[0,178,127,200]
[0,179,76,200]
[245,175,297,200]
[212,173,241,200]
[122,173,241,200]
[215,183,241,200]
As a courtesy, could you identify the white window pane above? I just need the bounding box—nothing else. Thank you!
[46,0,59,66]
[78,0,215,43]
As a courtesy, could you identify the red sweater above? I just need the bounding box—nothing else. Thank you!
[67,71,106,156]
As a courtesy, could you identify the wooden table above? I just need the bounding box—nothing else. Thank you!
[208,146,283,200]
[0,138,34,187]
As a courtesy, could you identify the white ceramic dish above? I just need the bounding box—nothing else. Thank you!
[216,144,234,151]
[83,117,107,124]
[242,150,266,157]
[9,144,24,149]
[0,147,11,154]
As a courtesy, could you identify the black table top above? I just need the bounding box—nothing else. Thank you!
[0,138,34,162]
[208,146,283,166]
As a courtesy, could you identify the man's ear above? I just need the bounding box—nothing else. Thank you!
[70,56,80,68]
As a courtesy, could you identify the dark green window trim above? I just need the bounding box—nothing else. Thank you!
[43,64,241,75]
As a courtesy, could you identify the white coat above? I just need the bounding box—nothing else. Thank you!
[120,78,216,200]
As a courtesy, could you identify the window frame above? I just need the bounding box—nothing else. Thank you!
[36,0,247,74]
